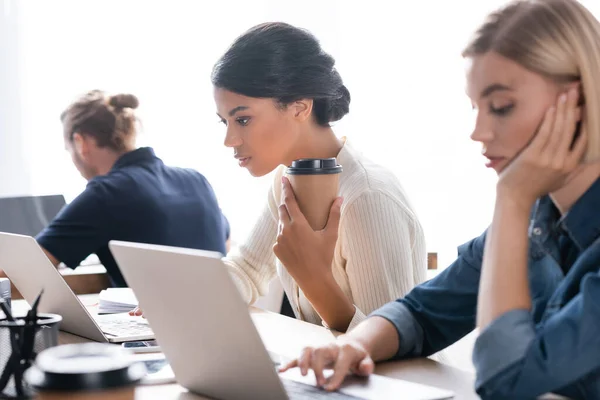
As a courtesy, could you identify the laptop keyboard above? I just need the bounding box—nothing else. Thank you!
[282,379,363,399]
[97,318,153,337]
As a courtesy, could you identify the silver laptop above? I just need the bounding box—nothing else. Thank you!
[0,195,66,237]
[0,232,153,343]
[110,240,454,400]
[0,194,100,266]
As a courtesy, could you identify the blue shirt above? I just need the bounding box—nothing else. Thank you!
[37,147,229,287]
[372,177,600,399]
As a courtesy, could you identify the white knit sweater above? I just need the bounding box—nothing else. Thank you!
[224,139,427,330]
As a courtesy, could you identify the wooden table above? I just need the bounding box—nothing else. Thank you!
[12,298,478,399]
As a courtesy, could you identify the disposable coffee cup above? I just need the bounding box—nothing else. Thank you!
[25,343,146,400]
[285,158,342,230]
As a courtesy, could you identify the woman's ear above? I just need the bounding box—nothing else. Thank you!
[291,99,313,122]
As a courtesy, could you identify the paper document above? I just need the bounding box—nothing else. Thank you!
[98,288,138,314]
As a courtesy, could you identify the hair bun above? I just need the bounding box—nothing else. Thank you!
[327,84,351,123]
[109,93,139,110]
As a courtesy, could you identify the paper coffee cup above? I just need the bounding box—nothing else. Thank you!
[25,343,146,400]
[285,158,342,230]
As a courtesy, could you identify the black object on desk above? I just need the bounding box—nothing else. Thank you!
[0,290,62,399]
[0,279,10,310]
[280,293,296,318]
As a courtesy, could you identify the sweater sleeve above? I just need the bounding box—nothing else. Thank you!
[341,190,427,330]
[222,172,281,304]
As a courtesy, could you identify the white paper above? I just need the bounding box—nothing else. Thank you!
[98,288,138,314]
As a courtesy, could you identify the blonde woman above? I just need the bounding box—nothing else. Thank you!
[281,1,600,398]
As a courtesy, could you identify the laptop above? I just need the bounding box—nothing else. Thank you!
[0,195,66,237]
[0,232,153,343]
[110,240,455,400]
[0,194,100,266]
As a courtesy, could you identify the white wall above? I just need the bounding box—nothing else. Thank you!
[5,0,600,263]
[6,0,495,265]
[0,1,32,196]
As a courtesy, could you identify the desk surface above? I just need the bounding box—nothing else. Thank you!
[12,297,477,400]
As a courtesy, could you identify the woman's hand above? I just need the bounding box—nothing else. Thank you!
[497,87,586,210]
[279,338,375,391]
[129,306,144,317]
[477,88,586,329]
[273,177,355,331]
[273,177,342,283]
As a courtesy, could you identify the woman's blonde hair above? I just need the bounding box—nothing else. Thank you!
[463,0,600,161]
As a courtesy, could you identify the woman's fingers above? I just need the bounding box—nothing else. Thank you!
[129,307,143,316]
[529,105,556,153]
[544,92,569,155]
[568,120,588,168]
[551,88,580,159]
[278,358,299,373]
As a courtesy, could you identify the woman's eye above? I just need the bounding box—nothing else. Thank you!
[218,118,227,126]
[236,117,251,126]
[490,104,514,116]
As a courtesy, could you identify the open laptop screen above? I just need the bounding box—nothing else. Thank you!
[0,195,66,237]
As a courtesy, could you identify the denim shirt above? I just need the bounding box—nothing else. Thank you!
[372,177,600,399]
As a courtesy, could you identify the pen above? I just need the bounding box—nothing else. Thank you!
[0,298,14,322]
[22,289,44,363]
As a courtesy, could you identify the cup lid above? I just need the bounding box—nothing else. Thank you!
[286,158,343,175]
[25,343,146,392]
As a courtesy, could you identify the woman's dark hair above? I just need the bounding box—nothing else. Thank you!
[211,22,350,127]
[61,90,139,152]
